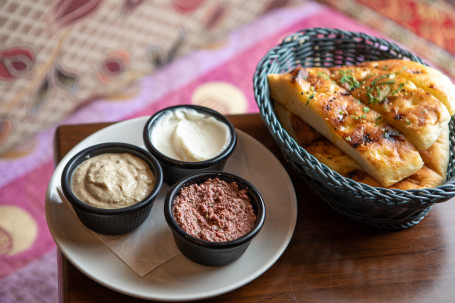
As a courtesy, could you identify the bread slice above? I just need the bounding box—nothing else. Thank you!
[360,59,455,116]
[274,102,448,189]
[329,65,450,150]
[268,68,424,187]
[418,124,450,179]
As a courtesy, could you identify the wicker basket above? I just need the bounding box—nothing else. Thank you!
[253,28,455,229]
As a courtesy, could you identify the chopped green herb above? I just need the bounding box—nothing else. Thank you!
[317,72,330,80]
[345,136,351,142]
[359,114,367,119]
[339,69,360,90]
[405,118,411,125]
[306,93,314,105]
[391,83,405,96]
[365,73,398,104]
[371,73,395,86]
[381,128,399,140]
[376,80,396,86]
[367,92,375,104]
[363,107,370,113]
[351,115,359,120]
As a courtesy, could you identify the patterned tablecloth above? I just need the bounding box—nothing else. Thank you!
[1,0,455,302]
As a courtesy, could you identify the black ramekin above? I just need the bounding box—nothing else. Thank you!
[164,171,266,266]
[61,142,163,235]
[143,105,237,185]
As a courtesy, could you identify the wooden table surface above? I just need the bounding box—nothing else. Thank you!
[54,113,455,303]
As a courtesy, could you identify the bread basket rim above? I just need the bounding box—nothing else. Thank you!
[253,27,455,206]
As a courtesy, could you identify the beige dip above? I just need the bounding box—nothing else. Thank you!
[71,153,155,209]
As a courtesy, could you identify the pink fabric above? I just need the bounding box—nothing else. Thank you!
[0,0,290,155]
[125,6,388,120]
[0,161,54,279]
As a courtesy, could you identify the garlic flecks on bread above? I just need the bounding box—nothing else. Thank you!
[329,65,450,150]
[361,59,455,116]
[274,102,449,190]
[268,67,424,187]
[268,59,453,188]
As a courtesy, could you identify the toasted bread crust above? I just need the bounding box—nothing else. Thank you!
[268,68,424,187]
[361,59,455,116]
[274,102,448,189]
[329,65,450,150]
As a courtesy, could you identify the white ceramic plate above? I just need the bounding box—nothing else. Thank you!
[45,116,297,302]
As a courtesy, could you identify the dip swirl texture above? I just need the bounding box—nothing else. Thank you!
[71,153,155,209]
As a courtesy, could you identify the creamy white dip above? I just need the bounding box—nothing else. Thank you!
[151,108,231,162]
[71,153,155,209]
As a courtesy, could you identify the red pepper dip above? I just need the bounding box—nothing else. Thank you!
[172,178,257,242]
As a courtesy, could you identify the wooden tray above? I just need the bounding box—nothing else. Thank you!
[53,113,455,303]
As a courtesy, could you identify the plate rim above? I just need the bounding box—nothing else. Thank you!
[45,116,298,301]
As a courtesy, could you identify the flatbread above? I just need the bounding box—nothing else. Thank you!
[362,59,455,116]
[274,102,449,189]
[268,68,423,187]
[329,64,450,150]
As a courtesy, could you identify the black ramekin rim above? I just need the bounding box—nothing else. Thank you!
[61,142,163,215]
[164,171,266,249]
[142,105,237,169]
